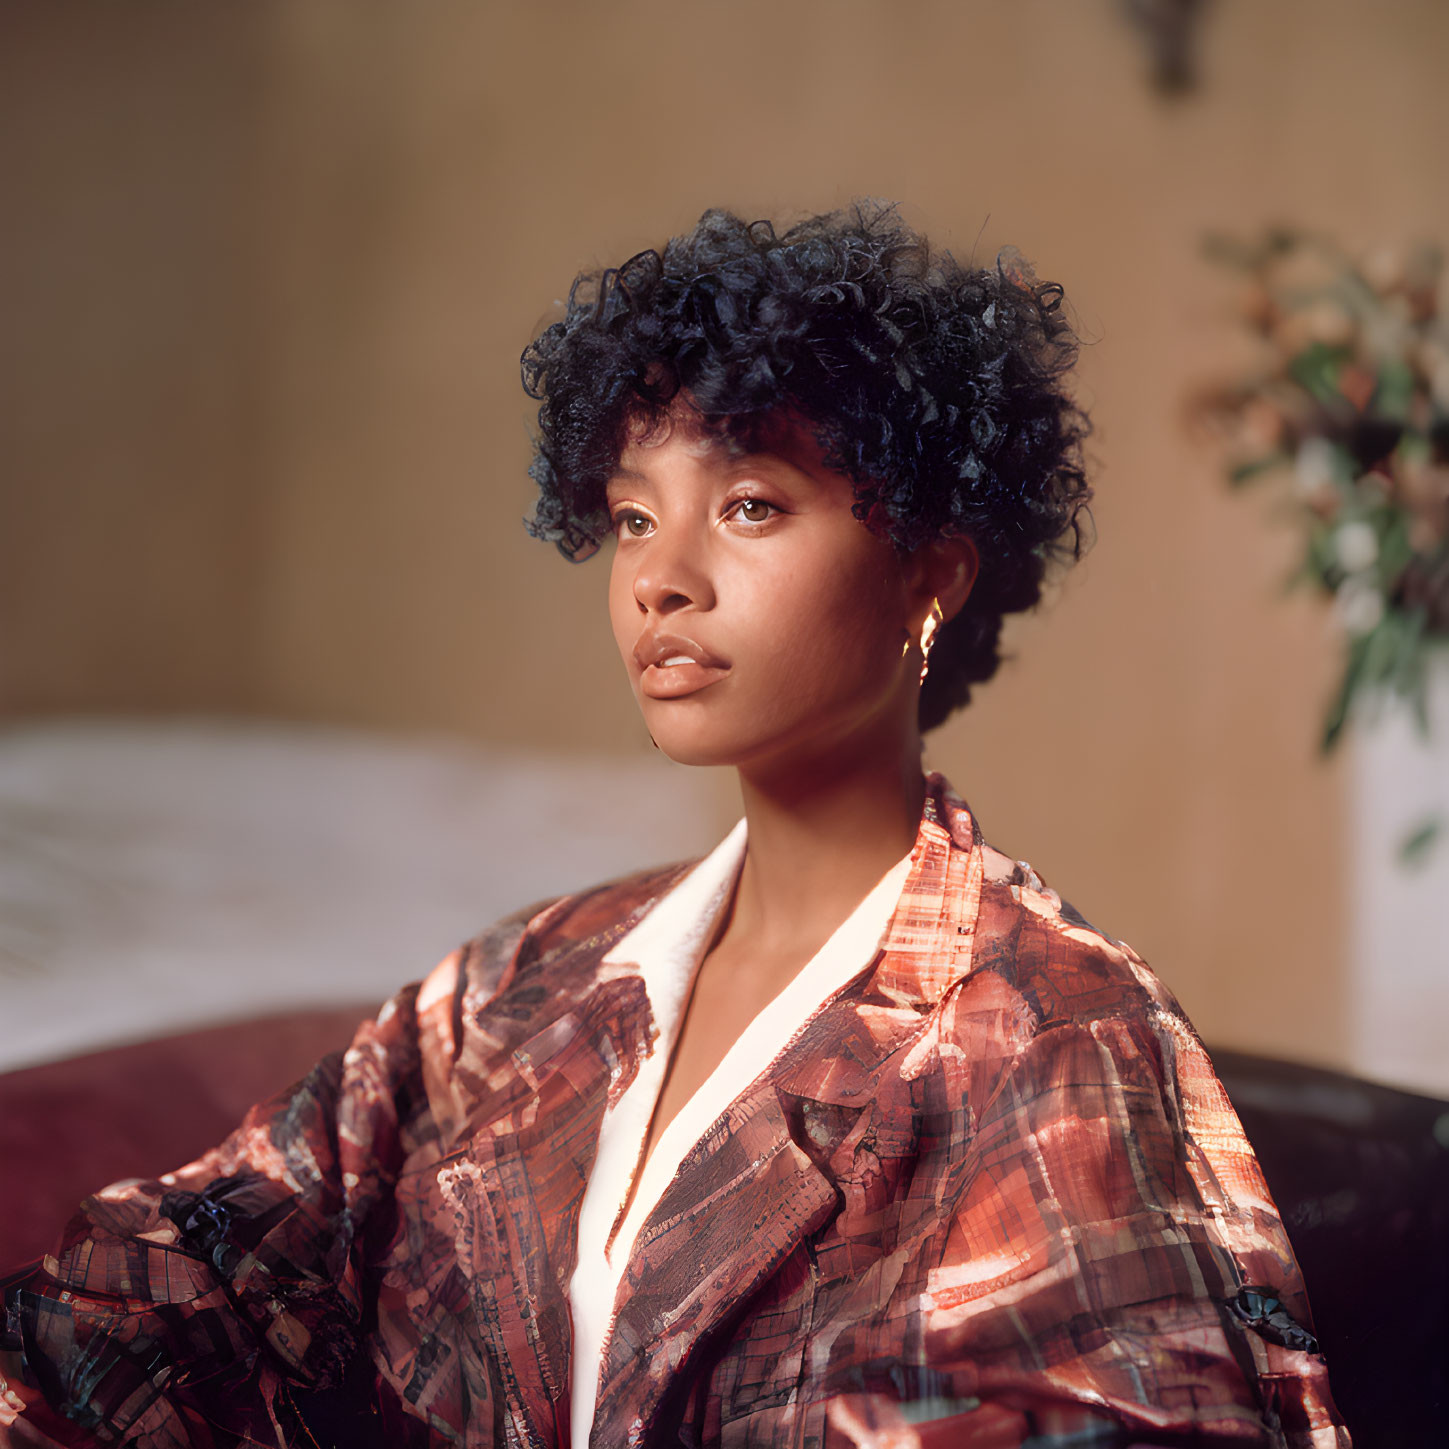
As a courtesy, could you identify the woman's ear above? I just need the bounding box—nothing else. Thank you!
[912,534,979,625]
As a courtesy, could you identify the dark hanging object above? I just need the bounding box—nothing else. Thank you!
[1123,0,1209,94]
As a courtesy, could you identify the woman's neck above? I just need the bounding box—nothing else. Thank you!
[726,745,926,963]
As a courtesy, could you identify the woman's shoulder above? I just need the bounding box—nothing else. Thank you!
[970,836,1189,1036]
[394,857,705,1094]
[964,839,1239,1161]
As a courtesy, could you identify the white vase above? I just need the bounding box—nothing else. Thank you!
[1349,645,1449,1096]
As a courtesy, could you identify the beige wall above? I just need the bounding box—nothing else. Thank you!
[5,0,1447,1071]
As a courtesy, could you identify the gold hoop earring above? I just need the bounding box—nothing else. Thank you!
[918,597,944,686]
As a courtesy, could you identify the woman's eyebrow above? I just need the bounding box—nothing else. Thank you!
[604,444,795,496]
[729,451,821,493]
[604,467,648,494]
[710,442,793,476]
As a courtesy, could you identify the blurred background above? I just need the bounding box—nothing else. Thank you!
[2,0,1447,1094]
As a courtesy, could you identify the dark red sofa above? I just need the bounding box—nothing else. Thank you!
[1,1014,1444,1445]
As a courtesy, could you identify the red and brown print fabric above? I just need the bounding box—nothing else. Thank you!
[2,776,1347,1446]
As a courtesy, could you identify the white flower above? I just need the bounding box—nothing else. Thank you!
[1334,576,1385,637]
[1363,245,1406,294]
[1295,437,1339,497]
[1362,305,1411,365]
[1333,519,1379,574]
[1303,298,1355,346]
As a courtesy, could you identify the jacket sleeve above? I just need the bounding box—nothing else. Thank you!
[827,982,1350,1448]
[0,904,542,1449]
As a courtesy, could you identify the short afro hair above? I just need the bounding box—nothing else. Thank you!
[521,201,1092,731]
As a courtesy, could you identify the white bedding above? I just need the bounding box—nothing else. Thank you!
[0,719,724,1072]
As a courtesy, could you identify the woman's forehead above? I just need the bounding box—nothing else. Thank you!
[613,405,834,483]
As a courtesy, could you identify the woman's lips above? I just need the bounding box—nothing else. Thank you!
[640,657,730,699]
[635,630,730,699]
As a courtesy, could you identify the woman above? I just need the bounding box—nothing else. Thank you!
[2,204,1347,1446]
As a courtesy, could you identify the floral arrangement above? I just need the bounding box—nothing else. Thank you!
[1196,229,1449,778]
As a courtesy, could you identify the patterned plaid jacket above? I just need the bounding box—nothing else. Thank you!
[2,775,1347,1447]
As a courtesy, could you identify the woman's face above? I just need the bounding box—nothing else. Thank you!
[606,410,927,776]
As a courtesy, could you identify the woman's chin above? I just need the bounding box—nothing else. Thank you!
[645,734,741,770]
[642,716,807,774]
[639,714,764,771]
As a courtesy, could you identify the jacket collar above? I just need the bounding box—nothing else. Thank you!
[874,770,986,1006]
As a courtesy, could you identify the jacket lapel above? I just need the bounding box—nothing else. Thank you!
[411,878,686,1447]
[589,774,985,1445]
[458,973,652,1446]
[592,1082,843,1442]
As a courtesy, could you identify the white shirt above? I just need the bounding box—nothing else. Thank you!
[567,821,913,1447]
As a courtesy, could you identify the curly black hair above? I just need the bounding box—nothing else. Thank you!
[521,201,1092,731]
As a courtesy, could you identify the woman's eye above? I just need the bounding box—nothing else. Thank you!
[729,498,776,524]
[614,510,653,538]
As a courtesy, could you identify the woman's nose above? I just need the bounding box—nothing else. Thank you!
[631,535,715,616]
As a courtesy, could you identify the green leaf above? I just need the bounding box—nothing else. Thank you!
[1397,431,1433,465]
[1229,453,1289,486]
[1399,816,1442,867]
[1289,344,1352,408]
[1390,606,1428,699]
[1283,557,1322,594]
[1374,360,1417,423]
[1321,635,1370,752]
[1304,526,1341,587]
[1376,508,1415,584]
[1360,615,1401,687]
[1412,672,1432,736]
